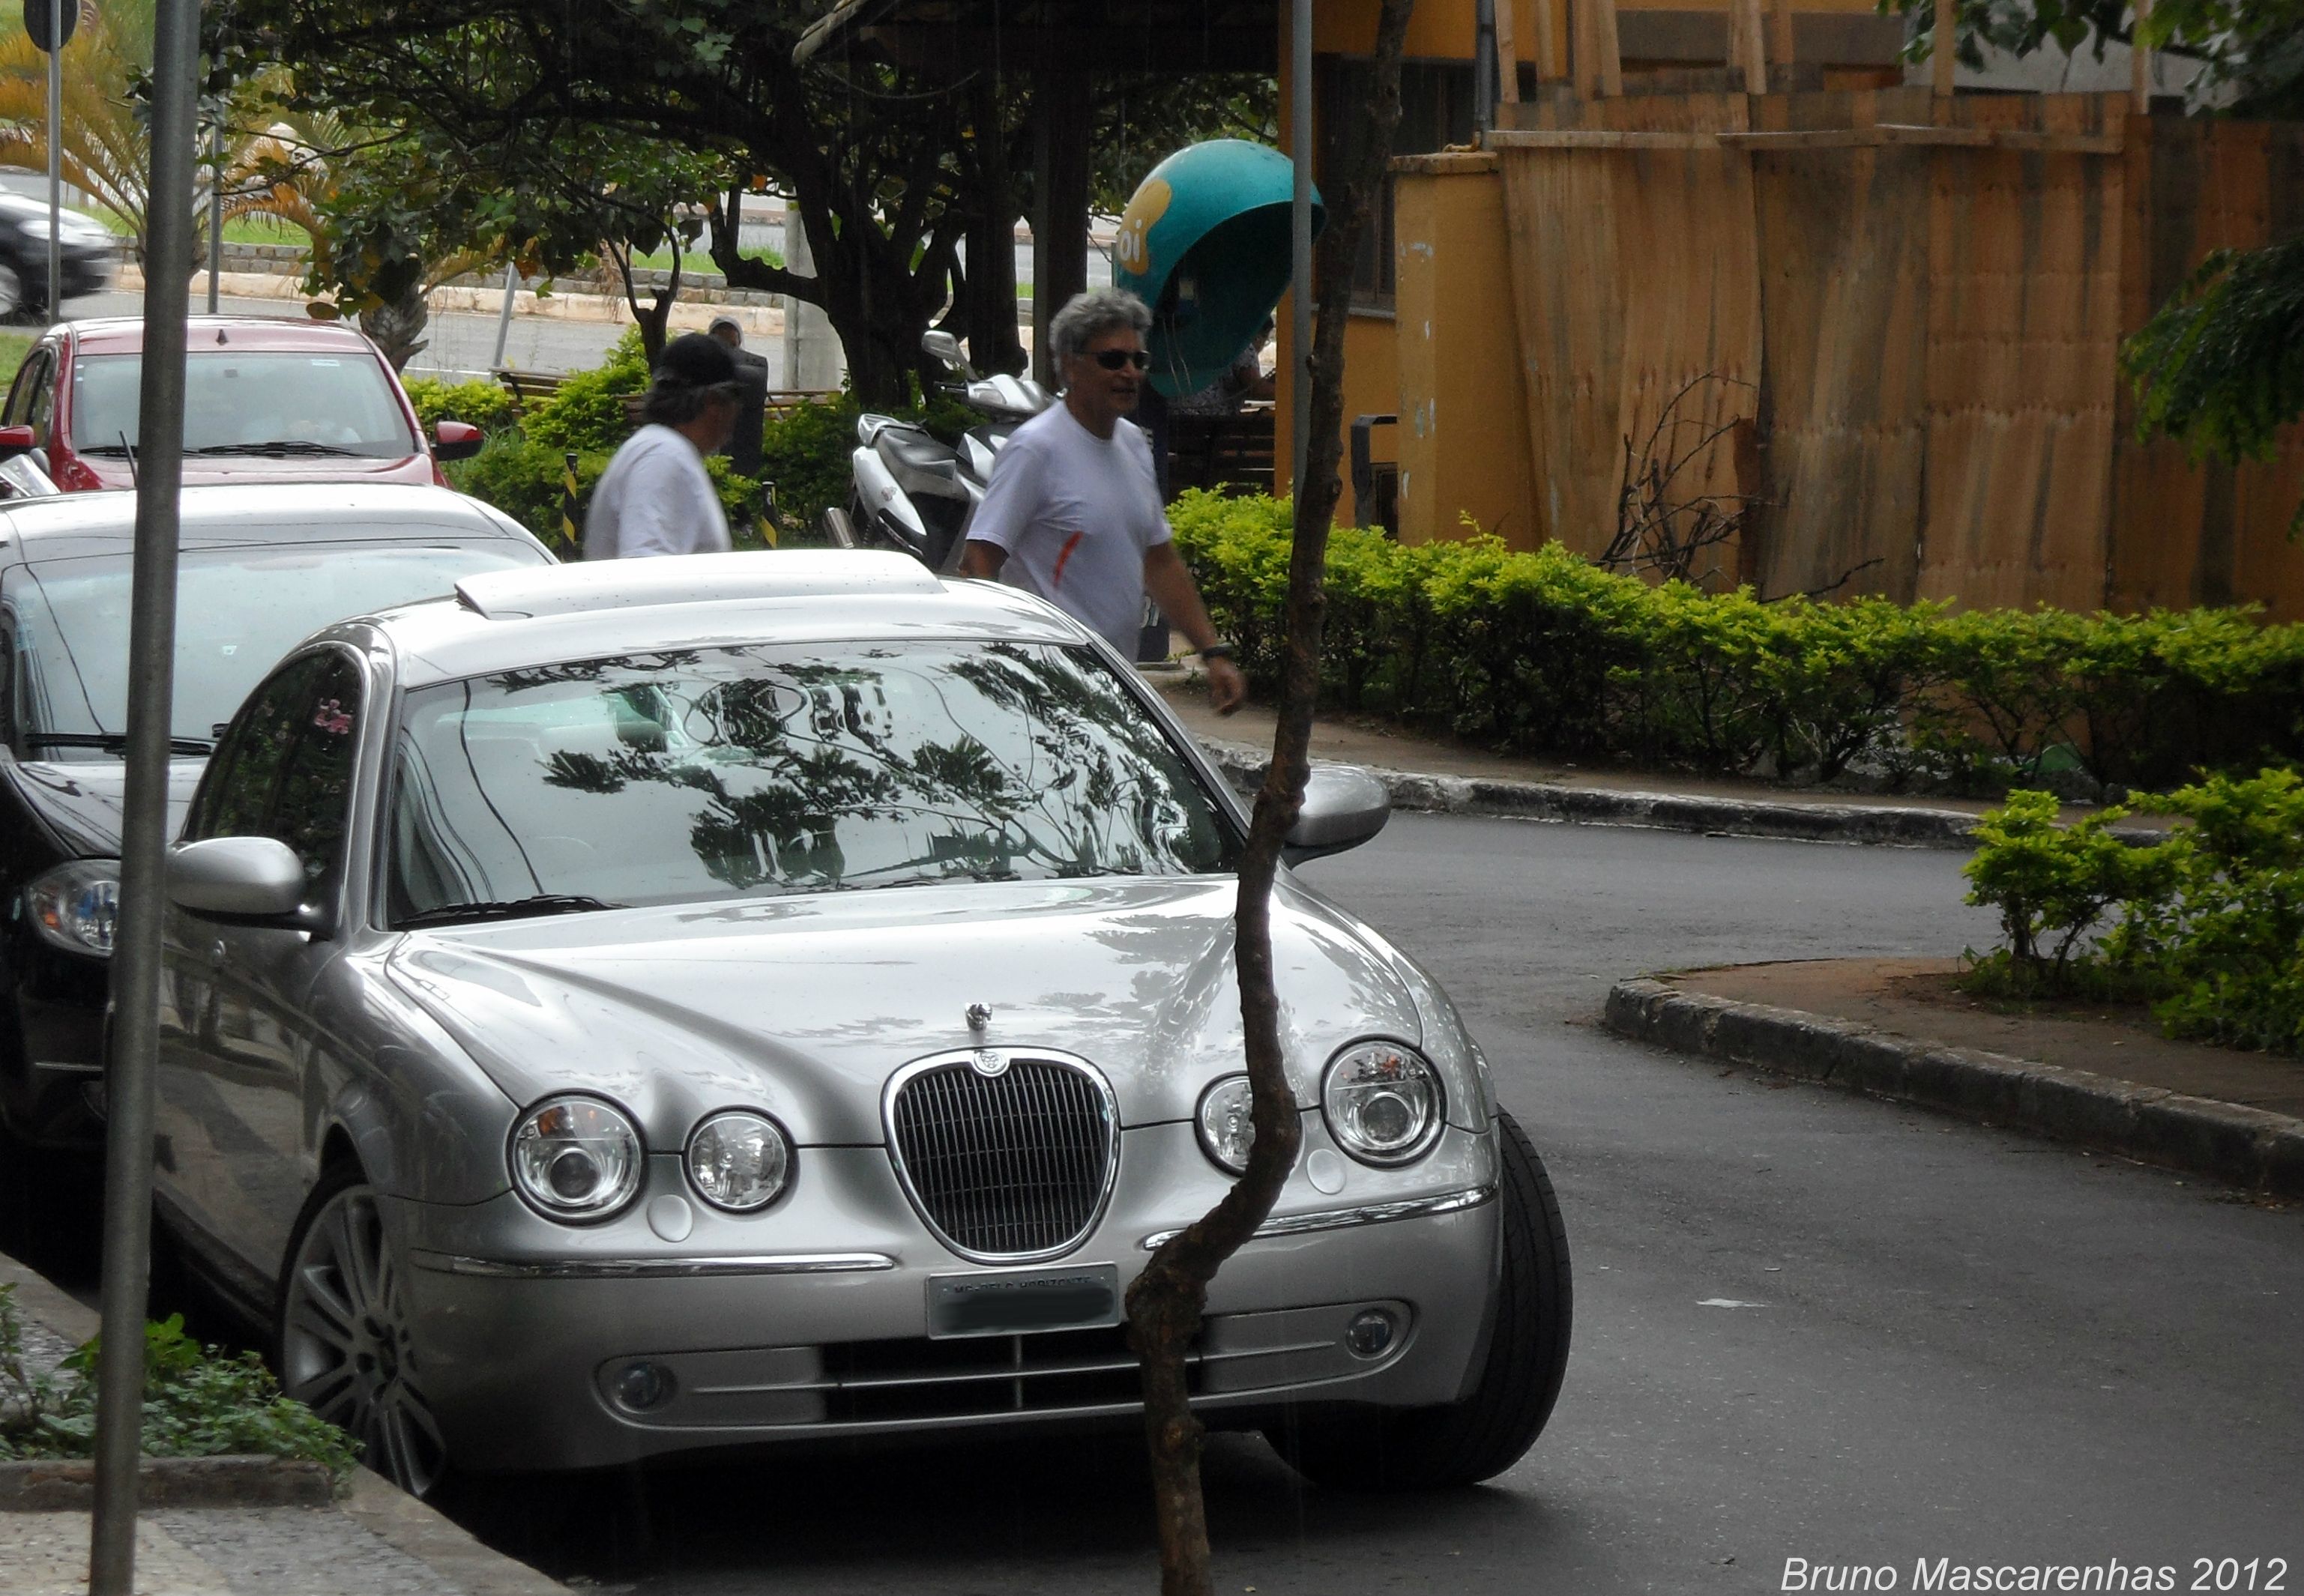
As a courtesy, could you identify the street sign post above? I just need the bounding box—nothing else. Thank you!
[86,0,199,1586]
[24,0,73,320]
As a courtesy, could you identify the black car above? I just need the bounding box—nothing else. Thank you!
[0,193,116,322]
[0,482,553,1148]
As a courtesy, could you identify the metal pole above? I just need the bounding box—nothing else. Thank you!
[87,0,199,1585]
[490,262,518,369]
[205,114,222,315]
[45,0,61,321]
[1289,0,1312,498]
[1475,0,1499,133]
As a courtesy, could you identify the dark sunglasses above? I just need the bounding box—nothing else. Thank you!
[1091,348,1151,371]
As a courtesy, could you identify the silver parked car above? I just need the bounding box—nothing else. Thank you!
[152,551,1571,1499]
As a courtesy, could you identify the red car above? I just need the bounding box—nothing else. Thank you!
[0,315,483,498]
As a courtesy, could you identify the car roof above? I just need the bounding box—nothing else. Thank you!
[0,483,540,560]
[55,316,386,358]
[351,551,1097,688]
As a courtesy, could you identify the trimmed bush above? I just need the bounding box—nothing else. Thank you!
[1961,772,2304,1055]
[402,376,516,437]
[1168,491,2304,794]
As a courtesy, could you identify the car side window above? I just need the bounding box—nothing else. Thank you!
[4,351,50,436]
[266,655,364,892]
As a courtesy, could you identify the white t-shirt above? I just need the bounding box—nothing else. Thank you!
[966,405,1169,656]
[583,424,731,560]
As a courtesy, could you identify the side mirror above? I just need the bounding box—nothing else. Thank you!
[920,330,977,381]
[167,837,310,922]
[0,426,35,460]
[1283,764,1391,865]
[432,420,483,462]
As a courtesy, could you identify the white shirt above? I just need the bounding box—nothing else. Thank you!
[966,405,1169,656]
[583,424,731,560]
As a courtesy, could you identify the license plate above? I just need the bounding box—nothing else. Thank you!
[927,1264,1121,1339]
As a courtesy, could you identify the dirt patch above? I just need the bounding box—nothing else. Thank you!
[1667,958,2304,1119]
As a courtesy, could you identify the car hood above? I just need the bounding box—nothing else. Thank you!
[382,875,1424,1149]
[4,758,205,857]
[76,453,434,493]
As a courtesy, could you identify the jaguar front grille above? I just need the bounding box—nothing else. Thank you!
[886,1052,1117,1262]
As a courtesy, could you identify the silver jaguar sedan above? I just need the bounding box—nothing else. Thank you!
[151,550,1571,1499]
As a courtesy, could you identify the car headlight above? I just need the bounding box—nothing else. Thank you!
[510,1095,644,1221]
[1321,1040,1444,1166]
[1195,1075,1255,1175]
[28,862,120,958]
[685,1110,792,1212]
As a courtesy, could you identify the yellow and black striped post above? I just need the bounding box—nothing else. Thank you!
[558,452,580,557]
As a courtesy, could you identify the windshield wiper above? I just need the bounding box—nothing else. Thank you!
[186,440,359,457]
[23,731,215,755]
[395,894,625,929]
[79,443,134,456]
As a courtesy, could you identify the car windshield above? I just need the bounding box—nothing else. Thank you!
[7,542,541,757]
[70,350,419,457]
[386,641,1240,923]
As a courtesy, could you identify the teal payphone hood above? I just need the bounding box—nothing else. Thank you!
[1112,139,1324,399]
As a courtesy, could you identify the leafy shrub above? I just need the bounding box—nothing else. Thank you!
[2113,769,2304,1053]
[1959,791,2182,992]
[521,326,652,455]
[1168,492,2304,792]
[0,1287,358,1475]
[1958,773,2304,1054]
[402,376,516,436]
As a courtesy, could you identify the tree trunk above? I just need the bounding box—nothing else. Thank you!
[358,269,429,372]
[959,75,1028,377]
[610,240,681,366]
[1122,7,1417,1595]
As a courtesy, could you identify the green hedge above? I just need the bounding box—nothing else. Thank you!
[1168,492,2304,794]
[1962,775,2304,1055]
[402,376,517,436]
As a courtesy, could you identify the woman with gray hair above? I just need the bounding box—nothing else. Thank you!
[959,289,1246,714]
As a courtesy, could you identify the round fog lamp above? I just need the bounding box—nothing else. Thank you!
[611,1361,675,1412]
[1345,1308,1397,1359]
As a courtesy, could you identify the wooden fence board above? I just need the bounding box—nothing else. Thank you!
[1916,117,2125,611]
[1749,141,1933,601]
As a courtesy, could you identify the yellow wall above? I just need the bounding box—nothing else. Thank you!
[1393,154,1533,545]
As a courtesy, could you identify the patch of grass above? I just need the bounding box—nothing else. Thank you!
[0,1285,358,1475]
[0,331,34,392]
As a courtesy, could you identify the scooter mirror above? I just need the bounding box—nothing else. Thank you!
[921,330,977,380]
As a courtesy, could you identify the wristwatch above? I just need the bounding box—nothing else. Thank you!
[1198,644,1237,663]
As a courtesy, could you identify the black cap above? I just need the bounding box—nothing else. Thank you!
[655,331,739,390]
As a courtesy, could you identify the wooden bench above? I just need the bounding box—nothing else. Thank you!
[1166,407,1276,499]
[492,369,570,416]
[616,387,841,433]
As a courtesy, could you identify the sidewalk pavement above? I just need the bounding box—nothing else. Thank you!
[1604,959,2304,1198]
[0,1262,563,1596]
[1153,674,2149,848]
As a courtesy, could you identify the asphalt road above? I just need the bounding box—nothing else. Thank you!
[438,816,2303,1596]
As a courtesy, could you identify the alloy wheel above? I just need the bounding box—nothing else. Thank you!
[279,1182,449,1497]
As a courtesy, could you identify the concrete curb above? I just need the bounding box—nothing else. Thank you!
[1195,735,1988,848]
[1602,977,2304,1197]
[0,1455,337,1511]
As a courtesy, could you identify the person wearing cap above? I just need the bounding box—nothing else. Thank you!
[707,313,770,480]
[583,332,744,560]
[959,288,1246,715]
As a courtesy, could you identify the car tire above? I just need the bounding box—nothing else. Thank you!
[275,1163,451,1499]
[1264,1108,1572,1490]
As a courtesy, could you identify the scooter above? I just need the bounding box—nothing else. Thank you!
[824,330,1053,572]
